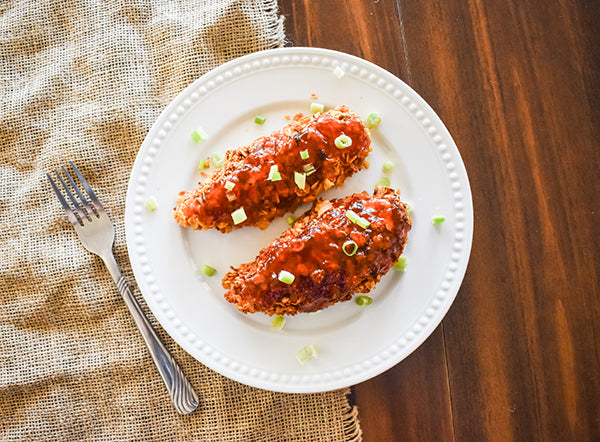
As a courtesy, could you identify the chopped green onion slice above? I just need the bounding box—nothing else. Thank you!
[382,160,394,173]
[278,270,295,285]
[268,165,282,181]
[405,202,412,215]
[271,315,286,329]
[226,193,237,202]
[196,158,210,170]
[310,102,324,114]
[285,214,297,225]
[231,207,247,225]
[334,134,352,149]
[211,152,224,168]
[224,181,235,191]
[144,196,158,212]
[300,149,310,160]
[190,127,208,143]
[357,218,371,229]
[375,177,391,188]
[342,240,358,256]
[432,215,446,225]
[201,264,217,277]
[296,344,318,364]
[346,210,370,229]
[355,295,373,306]
[254,115,266,124]
[393,256,407,272]
[303,163,316,177]
[294,171,306,190]
[366,112,381,128]
[333,65,345,79]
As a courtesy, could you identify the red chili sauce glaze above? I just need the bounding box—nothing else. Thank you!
[174,106,371,232]
[223,188,412,315]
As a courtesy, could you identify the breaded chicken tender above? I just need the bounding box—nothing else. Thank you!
[222,187,412,315]
[173,106,371,233]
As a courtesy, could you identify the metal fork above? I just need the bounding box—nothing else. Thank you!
[47,162,199,415]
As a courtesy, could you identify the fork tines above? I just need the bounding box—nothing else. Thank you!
[47,162,104,226]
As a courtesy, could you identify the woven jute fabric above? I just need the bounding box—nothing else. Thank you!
[0,1,362,440]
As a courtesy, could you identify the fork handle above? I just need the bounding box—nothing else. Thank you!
[103,254,199,414]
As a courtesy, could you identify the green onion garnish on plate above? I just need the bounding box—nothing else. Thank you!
[268,165,282,182]
[211,152,224,168]
[231,207,247,225]
[190,127,208,143]
[342,240,358,256]
[303,163,316,175]
[196,158,210,170]
[278,270,295,285]
[144,196,158,212]
[294,172,306,190]
[296,344,318,364]
[271,315,286,329]
[334,134,352,149]
[346,210,370,229]
[375,177,391,188]
[365,112,381,128]
[393,256,407,272]
[333,65,345,79]
[355,295,373,306]
[201,264,217,277]
[310,102,324,114]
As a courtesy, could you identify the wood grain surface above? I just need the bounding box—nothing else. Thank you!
[278,1,600,440]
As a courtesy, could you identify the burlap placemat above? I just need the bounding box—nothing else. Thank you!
[0,1,362,440]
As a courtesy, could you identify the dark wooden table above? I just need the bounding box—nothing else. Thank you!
[278,1,600,440]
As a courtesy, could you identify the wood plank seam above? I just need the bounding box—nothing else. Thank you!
[395,0,413,85]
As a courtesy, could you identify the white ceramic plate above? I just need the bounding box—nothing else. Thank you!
[125,47,473,393]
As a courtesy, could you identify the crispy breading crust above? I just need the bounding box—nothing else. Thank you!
[222,187,412,315]
[173,106,371,233]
